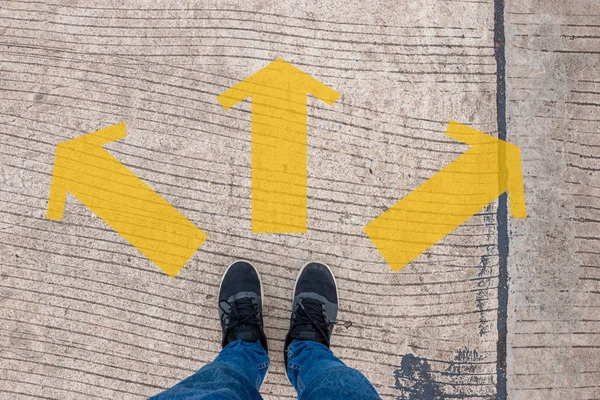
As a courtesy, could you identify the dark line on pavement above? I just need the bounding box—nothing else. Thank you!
[494,0,509,399]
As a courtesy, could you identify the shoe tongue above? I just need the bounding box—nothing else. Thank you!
[295,326,319,341]
[289,300,330,345]
[291,324,327,344]
[226,324,261,343]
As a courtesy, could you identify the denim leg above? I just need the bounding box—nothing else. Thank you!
[150,340,269,400]
[286,340,381,400]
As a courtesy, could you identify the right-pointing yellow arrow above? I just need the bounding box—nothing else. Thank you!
[218,58,340,233]
[363,121,527,272]
[47,122,207,278]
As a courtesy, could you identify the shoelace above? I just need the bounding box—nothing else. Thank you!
[291,298,334,344]
[219,297,260,331]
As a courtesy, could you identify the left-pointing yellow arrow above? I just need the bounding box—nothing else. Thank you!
[46,122,207,278]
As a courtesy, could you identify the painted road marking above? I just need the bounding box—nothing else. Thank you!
[218,58,340,233]
[45,71,527,276]
[363,121,527,272]
[46,122,207,278]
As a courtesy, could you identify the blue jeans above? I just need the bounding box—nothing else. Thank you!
[150,339,380,400]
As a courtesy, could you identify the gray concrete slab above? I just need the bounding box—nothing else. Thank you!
[505,1,600,399]
[0,0,597,399]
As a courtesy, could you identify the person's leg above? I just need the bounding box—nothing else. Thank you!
[150,261,270,400]
[286,340,379,400]
[150,340,268,400]
[283,262,381,400]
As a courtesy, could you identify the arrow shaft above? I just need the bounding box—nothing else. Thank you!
[251,98,308,233]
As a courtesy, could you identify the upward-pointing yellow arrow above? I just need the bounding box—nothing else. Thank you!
[364,121,527,272]
[218,58,340,233]
[46,123,207,278]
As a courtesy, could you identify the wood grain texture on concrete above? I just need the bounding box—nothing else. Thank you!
[0,0,597,399]
[505,1,600,399]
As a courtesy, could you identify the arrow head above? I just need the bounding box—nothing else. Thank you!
[446,121,527,219]
[217,58,340,109]
[46,122,128,221]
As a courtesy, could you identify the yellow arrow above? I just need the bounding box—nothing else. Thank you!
[363,121,527,272]
[46,122,207,278]
[217,58,340,233]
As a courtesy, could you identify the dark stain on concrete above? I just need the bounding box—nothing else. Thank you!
[393,348,485,399]
[476,252,492,337]
[393,354,444,400]
[443,347,483,379]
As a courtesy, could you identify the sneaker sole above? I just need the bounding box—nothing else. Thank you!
[219,260,269,386]
[284,261,339,383]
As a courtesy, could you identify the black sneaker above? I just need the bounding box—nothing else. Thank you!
[284,262,339,375]
[218,260,268,353]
